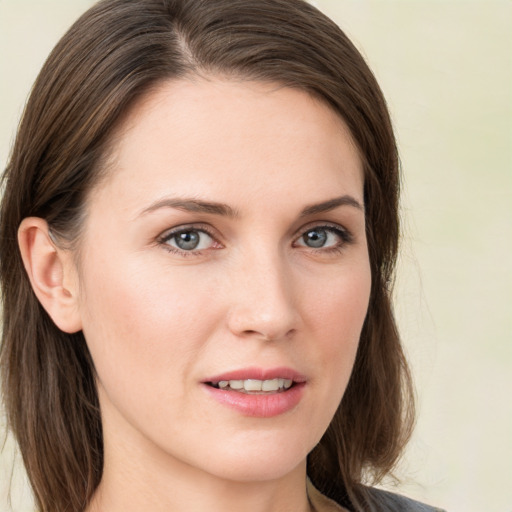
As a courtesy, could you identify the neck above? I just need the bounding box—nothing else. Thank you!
[87,431,312,512]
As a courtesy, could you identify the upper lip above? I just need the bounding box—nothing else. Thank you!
[203,366,307,384]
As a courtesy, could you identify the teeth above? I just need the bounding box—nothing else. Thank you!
[262,378,279,391]
[213,378,294,393]
[245,379,262,391]
[229,380,244,390]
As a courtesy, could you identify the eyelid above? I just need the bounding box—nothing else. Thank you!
[157,223,222,254]
[159,223,214,241]
[292,222,354,249]
[294,221,352,239]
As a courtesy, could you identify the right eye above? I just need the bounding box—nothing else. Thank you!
[160,227,218,254]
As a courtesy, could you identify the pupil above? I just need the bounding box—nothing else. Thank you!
[176,231,200,250]
[304,229,327,248]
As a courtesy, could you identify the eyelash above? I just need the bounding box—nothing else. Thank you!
[158,224,219,257]
[293,224,354,255]
[157,223,353,257]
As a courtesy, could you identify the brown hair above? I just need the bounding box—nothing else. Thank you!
[0,0,414,510]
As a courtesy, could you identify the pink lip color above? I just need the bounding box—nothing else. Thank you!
[204,366,307,383]
[202,366,306,418]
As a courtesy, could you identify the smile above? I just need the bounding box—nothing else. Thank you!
[209,378,294,393]
[202,367,306,417]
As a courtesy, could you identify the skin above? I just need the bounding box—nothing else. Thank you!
[21,78,371,512]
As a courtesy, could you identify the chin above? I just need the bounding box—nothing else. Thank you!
[207,457,305,484]
[192,431,312,483]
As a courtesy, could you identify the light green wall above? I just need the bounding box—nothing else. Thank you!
[1,1,511,511]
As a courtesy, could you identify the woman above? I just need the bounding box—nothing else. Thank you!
[0,0,445,511]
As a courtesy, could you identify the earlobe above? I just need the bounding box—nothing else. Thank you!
[18,217,82,333]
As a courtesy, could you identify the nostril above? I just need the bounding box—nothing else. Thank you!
[240,328,296,342]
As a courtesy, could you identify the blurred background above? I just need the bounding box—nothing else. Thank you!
[1,1,510,511]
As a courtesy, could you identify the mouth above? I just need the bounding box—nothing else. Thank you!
[207,378,294,394]
[202,370,306,417]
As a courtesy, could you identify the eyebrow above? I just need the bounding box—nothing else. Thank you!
[138,194,363,219]
[139,198,239,218]
[300,195,364,216]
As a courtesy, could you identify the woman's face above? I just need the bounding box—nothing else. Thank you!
[75,79,371,483]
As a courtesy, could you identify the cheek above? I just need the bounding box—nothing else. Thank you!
[305,261,371,391]
[77,251,219,397]
[308,260,371,341]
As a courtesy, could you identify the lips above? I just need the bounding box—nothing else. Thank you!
[211,378,293,393]
[203,366,306,393]
[202,367,306,417]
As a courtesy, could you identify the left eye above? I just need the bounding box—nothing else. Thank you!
[163,229,214,251]
[295,226,346,249]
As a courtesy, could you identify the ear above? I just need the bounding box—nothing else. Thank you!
[18,217,82,333]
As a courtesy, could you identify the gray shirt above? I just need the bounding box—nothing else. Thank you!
[307,478,446,512]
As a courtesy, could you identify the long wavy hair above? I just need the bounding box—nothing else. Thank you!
[0,0,414,510]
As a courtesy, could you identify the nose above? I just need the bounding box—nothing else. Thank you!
[226,249,300,342]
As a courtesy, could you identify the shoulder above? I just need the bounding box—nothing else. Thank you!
[307,479,446,512]
[364,486,447,512]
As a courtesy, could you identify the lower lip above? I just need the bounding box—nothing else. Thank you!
[202,383,305,418]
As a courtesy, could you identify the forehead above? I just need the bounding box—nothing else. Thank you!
[95,78,363,213]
